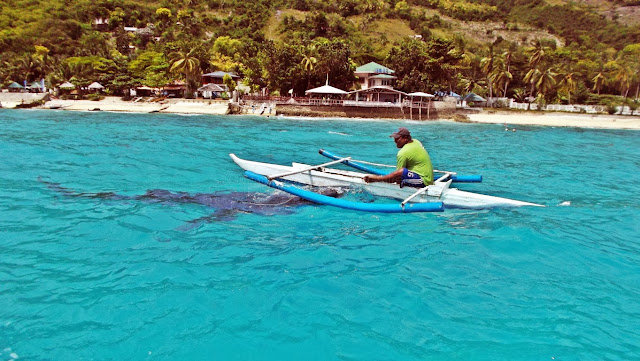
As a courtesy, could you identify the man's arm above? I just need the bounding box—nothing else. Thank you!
[363,169,403,183]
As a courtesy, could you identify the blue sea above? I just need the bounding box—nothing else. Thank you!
[1,109,639,360]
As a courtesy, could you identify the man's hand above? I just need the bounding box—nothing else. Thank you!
[363,175,376,183]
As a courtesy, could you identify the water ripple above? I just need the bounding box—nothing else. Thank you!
[1,111,640,360]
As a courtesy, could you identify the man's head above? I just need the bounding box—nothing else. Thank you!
[390,127,412,148]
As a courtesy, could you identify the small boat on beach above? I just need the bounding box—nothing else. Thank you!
[230,150,543,213]
[47,103,71,109]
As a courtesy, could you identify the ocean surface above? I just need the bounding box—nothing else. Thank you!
[1,109,639,361]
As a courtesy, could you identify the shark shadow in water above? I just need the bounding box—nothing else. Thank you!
[37,177,344,226]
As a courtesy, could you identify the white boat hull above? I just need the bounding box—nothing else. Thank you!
[230,154,543,208]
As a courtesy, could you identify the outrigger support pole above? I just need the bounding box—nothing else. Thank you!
[267,157,351,181]
[401,186,430,207]
[401,173,450,206]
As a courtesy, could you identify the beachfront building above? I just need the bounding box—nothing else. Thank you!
[238,61,450,119]
[132,86,157,97]
[198,83,227,99]
[350,62,404,103]
[7,82,25,93]
[162,81,185,97]
[28,81,44,93]
[202,71,239,92]
[57,81,75,96]
[354,62,396,90]
[87,82,105,94]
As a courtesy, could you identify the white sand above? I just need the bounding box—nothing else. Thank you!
[466,110,640,130]
[41,96,230,115]
[3,93,639,129]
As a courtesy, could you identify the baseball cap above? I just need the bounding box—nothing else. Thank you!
[390,127,411,138]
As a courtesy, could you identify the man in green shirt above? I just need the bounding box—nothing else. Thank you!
[363,127,434,187]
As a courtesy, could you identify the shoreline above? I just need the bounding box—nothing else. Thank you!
[465,110,640,130]
[2,94,639,130]
[41,96,230,115]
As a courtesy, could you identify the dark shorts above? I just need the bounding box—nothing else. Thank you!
[400,168,425,188]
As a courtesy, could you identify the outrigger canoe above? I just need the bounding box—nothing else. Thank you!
[230,150,543,212]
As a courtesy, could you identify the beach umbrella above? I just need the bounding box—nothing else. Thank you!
[88,82,104,90]
[27,81,44,93]
[197,84,225,92]
[305,84,347,95]
[407,92,435,98]
[59,81,75,89]
[198,83,226,99]
[8,82,24,89]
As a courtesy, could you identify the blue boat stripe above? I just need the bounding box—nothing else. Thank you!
[243,171,444,213]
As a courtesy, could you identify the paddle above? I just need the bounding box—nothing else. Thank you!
[267,157,351,181]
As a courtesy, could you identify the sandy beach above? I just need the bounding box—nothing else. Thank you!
[466,110,640,130]
[2,93,639,130]
[44,97,640,130]
[42,96,230,115]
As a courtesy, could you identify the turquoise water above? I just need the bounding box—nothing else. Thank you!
[1,109,639,360]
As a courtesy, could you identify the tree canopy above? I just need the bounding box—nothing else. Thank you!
[0,0,638,104]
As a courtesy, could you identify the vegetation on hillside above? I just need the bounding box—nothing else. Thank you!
[0,0,638,106]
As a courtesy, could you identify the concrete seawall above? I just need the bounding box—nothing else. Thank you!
[231,98,457,120]
[2,92,457,120]
[275,104,438,119]
[0,93,48,108]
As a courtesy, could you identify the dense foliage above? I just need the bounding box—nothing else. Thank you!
[1,0,639,104]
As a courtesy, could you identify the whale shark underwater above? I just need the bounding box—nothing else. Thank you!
[38,177,343,226]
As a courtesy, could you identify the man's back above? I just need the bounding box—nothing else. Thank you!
[397,139,433,184]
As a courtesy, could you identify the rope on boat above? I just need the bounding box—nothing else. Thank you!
[350,158,457,175]
[349,159,395,168]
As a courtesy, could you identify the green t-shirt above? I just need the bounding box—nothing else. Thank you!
[396,139,433,184]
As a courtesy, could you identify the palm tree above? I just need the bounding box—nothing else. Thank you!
[634,70,640,101]
[170,45,201,98]
[609,60,632,98]
[500,48,515,97]
[445,48,470,93]
[512,88,527,103]
[523,39,550,106]
[524,68,541,99]
[592,72,605,95]
[460,77,482,94]
[536,66,557,99]
[460,53,485,94]
[632,66,640,101]
[558,72,576,104]
[490,57,512,98]
[618,44,640,101]
[18,53,46,83]
[480,45,495,104]
[47,56,74,87]
[528,39,546,69]
[300,44,317,90]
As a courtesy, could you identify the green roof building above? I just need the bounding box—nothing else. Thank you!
[354,62,397,90]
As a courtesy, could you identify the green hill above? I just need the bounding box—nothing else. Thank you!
[1,0,638,105]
